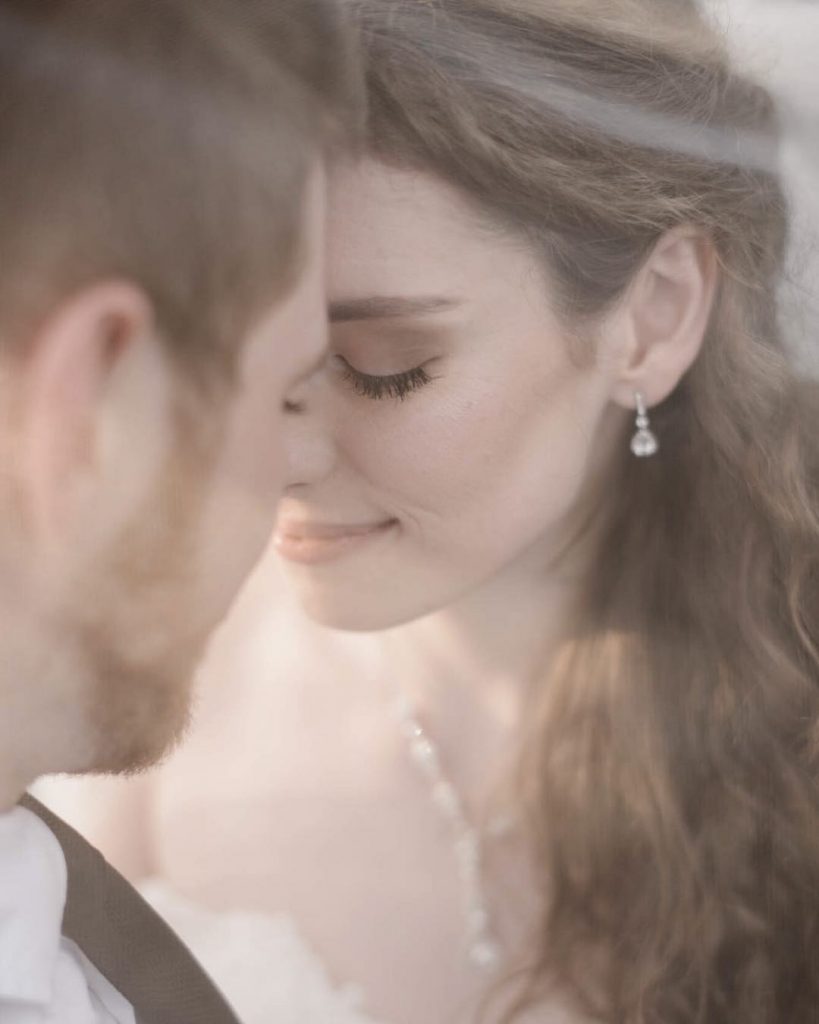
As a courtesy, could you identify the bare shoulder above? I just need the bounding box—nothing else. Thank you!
[151,554,390,901]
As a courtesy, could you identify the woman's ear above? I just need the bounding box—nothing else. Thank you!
[609,226,719,409]
[16,281,158,551]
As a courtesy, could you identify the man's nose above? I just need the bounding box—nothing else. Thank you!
[282,369,337,490]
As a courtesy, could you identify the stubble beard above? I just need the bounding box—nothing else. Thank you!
[86,626,201,776]
[79,429,220,777]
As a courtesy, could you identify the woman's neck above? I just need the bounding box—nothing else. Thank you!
[379,557,583,804]
[390,548,581,693]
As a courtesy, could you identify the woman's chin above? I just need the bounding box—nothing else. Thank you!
[294,588,420,633]
[280,570,433,632]
[275,545,485,633]
[285,570,483,634]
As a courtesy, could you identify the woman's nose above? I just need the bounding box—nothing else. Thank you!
[282,369,338,490]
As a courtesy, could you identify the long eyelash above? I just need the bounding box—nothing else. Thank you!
[341,363,432,401]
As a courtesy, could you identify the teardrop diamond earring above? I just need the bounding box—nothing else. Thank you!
[630,391,659,458]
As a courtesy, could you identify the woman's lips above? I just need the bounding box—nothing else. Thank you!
[273,519,397,565]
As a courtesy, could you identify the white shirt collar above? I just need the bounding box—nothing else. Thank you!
[0,805,135,1023]
[0,805,67,1003]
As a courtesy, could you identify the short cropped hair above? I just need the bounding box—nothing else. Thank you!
[0,0,362,378]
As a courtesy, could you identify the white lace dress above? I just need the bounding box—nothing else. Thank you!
[140,881,387,1024]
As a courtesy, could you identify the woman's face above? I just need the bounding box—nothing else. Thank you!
[276,159,629,630]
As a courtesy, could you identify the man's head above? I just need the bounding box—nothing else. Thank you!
[0,0,361,790]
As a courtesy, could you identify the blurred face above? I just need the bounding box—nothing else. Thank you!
[86,166,329,772]
[275,160,627,631]
[188,167,329,632]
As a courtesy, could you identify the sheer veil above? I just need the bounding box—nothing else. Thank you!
[717,0,819,376]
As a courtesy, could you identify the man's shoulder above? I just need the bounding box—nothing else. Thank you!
[20,794,241,1024]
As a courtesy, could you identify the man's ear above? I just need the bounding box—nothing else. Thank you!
[609,227,719,409]
[18,281,160,550]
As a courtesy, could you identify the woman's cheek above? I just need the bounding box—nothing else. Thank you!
[347,386,506,511]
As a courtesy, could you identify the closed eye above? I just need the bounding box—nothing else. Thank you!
[337,357,433,401]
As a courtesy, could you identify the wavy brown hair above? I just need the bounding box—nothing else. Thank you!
[349,1,819,1020]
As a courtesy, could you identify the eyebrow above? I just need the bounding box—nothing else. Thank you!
[329,296,462,323]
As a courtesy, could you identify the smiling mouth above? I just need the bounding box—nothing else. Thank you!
[273,519,397,565]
